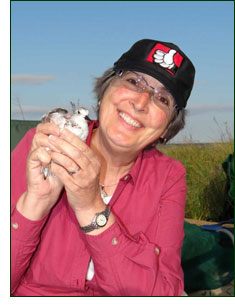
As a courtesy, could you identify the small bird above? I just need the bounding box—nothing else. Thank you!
[41,104,91,179]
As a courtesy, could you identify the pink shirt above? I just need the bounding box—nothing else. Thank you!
[11,121,186,296]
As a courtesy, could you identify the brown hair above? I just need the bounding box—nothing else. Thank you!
[93,68,186,147]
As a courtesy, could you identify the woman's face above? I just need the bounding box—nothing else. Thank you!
[98,71,174,153]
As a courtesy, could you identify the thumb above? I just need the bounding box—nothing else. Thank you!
[28,147,52,171]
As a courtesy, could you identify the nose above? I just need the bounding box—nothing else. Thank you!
[130,90,151,113]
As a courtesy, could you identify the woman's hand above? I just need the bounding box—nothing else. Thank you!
[48,128,102,216]
[16,122,64,220]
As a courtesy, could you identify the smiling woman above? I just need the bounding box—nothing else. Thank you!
[94,68,187,148]
[96,71,173,152]
[11,39,195,296]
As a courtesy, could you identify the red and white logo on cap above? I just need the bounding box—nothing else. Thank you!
[146,43,183,75]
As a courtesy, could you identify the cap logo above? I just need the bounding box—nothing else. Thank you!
[146,43,183,75]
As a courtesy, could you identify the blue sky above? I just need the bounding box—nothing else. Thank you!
[10,0,234,143]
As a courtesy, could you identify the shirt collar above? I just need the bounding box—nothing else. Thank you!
[86,120,99,146]
[123,150,144,185]
[86,120,153,185]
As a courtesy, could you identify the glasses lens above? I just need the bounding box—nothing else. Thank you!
[117,71,176,116]
[152,89,175,112]
[119,71,147,92]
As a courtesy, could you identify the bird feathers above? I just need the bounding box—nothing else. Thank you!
[40,105,90,179]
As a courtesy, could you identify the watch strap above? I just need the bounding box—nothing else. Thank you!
[80,206,110,233]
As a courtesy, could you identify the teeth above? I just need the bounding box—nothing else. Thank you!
[119,112,141,128]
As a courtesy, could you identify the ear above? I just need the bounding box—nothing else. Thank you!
[160,127,168,139]
[160,115,173,140]
[158,128,168,145]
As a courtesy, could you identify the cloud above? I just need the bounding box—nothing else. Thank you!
[11,105,51,113]
[187,104,234,116]
[11,105,52,120]
[11,74,55,85]
[193,80,208,87]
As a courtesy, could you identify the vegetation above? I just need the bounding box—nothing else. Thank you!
[158,140,234,221]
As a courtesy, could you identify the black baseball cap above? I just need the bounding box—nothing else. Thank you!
[113,39,195,109]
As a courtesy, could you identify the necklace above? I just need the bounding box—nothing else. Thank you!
[100,182,118,188]
[99,182,118,198]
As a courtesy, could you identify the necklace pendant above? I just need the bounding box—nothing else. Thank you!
[100,186,108,198]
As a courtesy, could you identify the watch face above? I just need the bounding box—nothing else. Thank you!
[96,214,107,227]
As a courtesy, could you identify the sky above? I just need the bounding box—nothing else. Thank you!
[2,2,234,304]
[10,0,234,143]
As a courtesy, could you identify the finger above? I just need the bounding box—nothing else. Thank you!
[31,132,61,153]
[49,131,101,174]
[52,137,101,175]
[36,122,60,136]
[48,135,91,170]
[50,161,78,189]
[50,151,79,173]
[60,128,90,153]
[28,146,52,168]
[60,128,99,162]
[50,160,98,194]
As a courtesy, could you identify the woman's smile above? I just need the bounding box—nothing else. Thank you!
[118,110,143,129]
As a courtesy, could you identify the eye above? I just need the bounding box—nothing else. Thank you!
[120,72,146,92]
[126,78,138,86]
[156,94,169,106]
[123,76,145,91]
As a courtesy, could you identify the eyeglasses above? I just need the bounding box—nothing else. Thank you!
[114,71,177,117]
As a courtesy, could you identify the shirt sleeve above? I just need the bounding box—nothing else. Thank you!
[11,129,49,294]
[11,128,35,213]
[80,162,186,296]
[11,207,49,294]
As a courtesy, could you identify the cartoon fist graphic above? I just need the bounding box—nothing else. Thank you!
[153,49,177,69]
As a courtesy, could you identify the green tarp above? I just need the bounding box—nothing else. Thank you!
[182,221,234,292]
[11,120,39,151]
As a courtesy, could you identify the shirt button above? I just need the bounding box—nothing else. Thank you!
[155,247,160,255]
[112,238,118,245]
[12,222,18,230]
[124,175,130,181]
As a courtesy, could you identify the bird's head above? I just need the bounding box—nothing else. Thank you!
[74,107,92,122]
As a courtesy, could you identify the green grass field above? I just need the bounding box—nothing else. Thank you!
[158,140,234,221]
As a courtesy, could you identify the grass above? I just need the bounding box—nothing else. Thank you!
[158,140,234,221]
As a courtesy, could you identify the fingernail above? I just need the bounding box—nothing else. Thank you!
[49,135,57,142]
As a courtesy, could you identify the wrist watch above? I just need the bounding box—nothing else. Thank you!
[80,206,111,233]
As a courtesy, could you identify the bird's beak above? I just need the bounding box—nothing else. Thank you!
[85,115,92,123]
